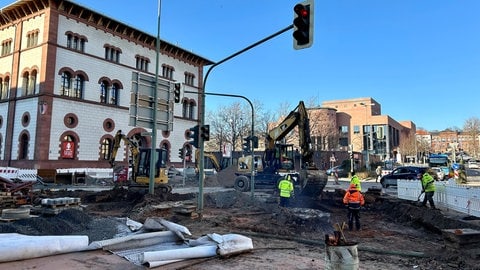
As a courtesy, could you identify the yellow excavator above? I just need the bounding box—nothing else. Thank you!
[234,101,327,197]
[109,130,171,194]
[194,150,224,174]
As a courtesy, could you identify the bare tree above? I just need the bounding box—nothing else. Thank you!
[398,134,416,162]
[463,117,480,158]
[206,102,247,152]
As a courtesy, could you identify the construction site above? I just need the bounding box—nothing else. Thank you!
[0,168,480,270]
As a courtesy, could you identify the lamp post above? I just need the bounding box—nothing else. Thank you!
[360,102,375,171]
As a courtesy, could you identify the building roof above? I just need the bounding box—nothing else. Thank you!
[0,0,215,67]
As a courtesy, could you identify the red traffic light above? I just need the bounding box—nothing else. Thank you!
[293,0,314,50]
[294,4,308,17]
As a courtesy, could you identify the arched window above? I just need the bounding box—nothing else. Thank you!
[182,100,188,118]
[110,83,119,105]
[61,135,76,159]
[74,75,84,99]
[22,71,29,96]
[19,133,29,160]
[101,138,112,160]
[0,78,3,99]
[1,77,9,99]
[100,80,109,104]
[66,34,72,48]
[188,102,195,119]
[30,70,37,94]
[61,72,72,96]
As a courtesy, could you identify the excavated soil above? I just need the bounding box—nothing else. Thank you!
[1,184,480,269]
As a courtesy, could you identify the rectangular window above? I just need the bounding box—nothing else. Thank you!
[353,125,360,134]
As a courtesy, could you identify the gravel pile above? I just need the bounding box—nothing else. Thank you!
[0,208,122,243]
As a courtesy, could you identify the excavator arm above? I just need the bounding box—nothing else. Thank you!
[195,149,222,173]
[266,101,315,168]
[265,101,326,197]
[109,130,140,176]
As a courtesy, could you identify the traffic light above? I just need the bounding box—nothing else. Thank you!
[185,147,192,157]
[173,83,181,103]
[188,125,199,148]
[293,0,314,50]
[178,148,184,159]
[243,136,251,153]
[200,125,210,141]
[252,136,259,149]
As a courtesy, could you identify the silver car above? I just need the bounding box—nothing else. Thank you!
[430,167,445,180]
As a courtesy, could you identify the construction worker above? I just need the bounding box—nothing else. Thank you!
[343,183,365,231]
[421,170,436,209]
[375,166,382,183]
[278,175,294,207]
[350,171,362,192]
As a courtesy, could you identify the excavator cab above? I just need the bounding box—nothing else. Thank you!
[110,130,170,192]
[135,148,168,185]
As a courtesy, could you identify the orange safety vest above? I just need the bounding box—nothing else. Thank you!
[343,189,365,206]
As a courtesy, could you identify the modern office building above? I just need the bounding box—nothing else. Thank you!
[0,0,213,173]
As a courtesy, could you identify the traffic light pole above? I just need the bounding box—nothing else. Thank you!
[195,24,294,215]
[187,91,256,199]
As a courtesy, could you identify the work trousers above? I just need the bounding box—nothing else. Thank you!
[279,197,290,207]
[422,191,436,209]
[347,207,361,230]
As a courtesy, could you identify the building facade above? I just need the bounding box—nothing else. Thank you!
[0,0,213,171]
[321,97,417,162]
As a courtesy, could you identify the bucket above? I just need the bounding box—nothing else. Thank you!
[325,243,359,270]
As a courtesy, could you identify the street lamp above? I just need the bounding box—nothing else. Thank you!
[360,102,375,171]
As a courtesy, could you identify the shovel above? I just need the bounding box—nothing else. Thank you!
[417,190,425,202]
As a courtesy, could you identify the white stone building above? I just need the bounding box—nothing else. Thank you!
[0,0,212,176]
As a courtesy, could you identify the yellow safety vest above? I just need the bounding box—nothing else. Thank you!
[278,179,294,198]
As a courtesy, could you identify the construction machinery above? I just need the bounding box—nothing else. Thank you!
[233,101,327,197]
[195,150,225,175]
[109,130,171,194]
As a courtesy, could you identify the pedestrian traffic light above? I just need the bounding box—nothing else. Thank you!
[243,136,251,153]
[178,148,184,159]
[188,125,199,148]
[350,152,354,159]
[186,147,192,157]
[293,0,314,50]
[174,83,181,103]
[200,125,210,141]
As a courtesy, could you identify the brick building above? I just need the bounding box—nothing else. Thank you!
[321,97,416,162]
[0,0,213,171]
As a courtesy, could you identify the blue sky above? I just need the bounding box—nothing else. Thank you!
[1,0,479,131]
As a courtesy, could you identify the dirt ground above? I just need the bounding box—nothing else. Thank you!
[1,176,480,270]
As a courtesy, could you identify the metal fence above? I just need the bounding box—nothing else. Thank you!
[397,179,480,217]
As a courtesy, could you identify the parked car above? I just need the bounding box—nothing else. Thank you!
[380,166,429,188]
[430,167,445,181]
[326,164,350,178]
[467,160,479,169]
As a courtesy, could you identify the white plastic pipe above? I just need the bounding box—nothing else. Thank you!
[0,233,89,262]
[141,245,218,265]
[88,231,178,250]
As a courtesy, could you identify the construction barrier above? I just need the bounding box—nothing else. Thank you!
[397,180,480,217]
[0,167,38,182]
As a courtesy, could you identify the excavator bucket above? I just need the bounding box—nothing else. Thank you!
[299,168,328,197]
